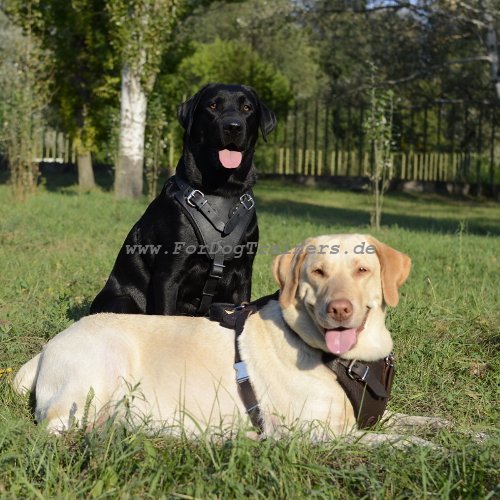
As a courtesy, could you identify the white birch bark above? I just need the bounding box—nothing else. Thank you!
[484,11,500,99]
[115,62,147,199]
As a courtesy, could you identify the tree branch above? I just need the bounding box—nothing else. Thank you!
[347,56,495,97]
[316,2,424,16]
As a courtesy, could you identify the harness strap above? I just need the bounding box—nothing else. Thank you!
[223,193,255,236]
[233,306,263,430]
[175,176,227,233]
[168,175,257,314]
[198,253,225,314]
[322,353,395,429]
[174,175,254,236]
[210,291,279,432]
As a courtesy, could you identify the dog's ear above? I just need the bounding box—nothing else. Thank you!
[367,236,411,307]
[242,85,276,141]
[258,100,277,142]
[178,84,213,136]
[272,246,308,308]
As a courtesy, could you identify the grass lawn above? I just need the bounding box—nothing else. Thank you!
[0,173,499,498]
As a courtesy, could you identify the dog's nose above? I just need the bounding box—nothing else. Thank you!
[327,299,353,322]
[223,120,243,136]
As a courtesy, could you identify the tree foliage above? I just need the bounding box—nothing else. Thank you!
[176,38,293,115]
[0,2,51,198]
[32,0,118,153]
[176,0,325,99]
[107,0,178,94]
[0,0,498,195]
[307,0,500,104]
[364,68,395,230]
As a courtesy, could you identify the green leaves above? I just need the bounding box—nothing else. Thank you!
[364,65,395,230]
[0,4,50,198]
[107,0,178,93]
[177,38,293,116]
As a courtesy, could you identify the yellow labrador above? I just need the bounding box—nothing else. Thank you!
[14,234,444,443]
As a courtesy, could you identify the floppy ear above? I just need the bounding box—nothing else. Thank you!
[259,101,277,141]
[242,85,276,141]
[272,247,308,308]
[366,236,411,307]
[178,84,212,136]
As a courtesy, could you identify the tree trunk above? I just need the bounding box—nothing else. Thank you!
[484,10,500,99]
[115,63,147,199]
[77,149,95,190]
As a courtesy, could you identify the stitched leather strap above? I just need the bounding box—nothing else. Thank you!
[209,291,280,432]
[174,175,255,237]
[347,360,389,398]
[198,253,225,314]
[223,193,255,236]
[322,354,395,429]
[233,307,263,430]
[175,176,227,233]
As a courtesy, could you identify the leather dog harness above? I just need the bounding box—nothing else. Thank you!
[167,174,256,314]
[322,353,395,429]
[210,293,395,433]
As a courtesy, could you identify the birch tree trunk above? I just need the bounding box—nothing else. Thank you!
[484,10,500,99]
[77,149,95,190]
[114,63,147,199]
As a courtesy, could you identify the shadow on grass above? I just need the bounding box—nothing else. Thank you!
[257,198,500,236]
[67,298,93,322]
[0,166,11,186]
[40,164,115,193]
[0,163,115,192]
[2,166,497,235]
[38,164,172,195]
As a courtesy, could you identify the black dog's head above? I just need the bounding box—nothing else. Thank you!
[178,83,276,192]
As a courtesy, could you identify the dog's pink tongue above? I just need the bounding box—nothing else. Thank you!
[218,149,242,169]
[325,328,357,355]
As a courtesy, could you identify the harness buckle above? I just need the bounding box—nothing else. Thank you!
[240,193,255,210]
[347,360,370,382]
[209,261,225,279]
[186,189,207,208]
[234,361,249,383]
[385,353,394,367]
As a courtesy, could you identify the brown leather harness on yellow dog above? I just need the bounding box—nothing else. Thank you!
[209,292,395,433]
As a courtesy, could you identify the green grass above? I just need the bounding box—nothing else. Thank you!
[0,174,499,498]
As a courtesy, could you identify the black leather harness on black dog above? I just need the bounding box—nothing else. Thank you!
[209,292,395,433]
[167,175,256,314]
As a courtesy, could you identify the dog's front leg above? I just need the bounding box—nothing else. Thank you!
[382,411,452,433]
[346,430,444,450]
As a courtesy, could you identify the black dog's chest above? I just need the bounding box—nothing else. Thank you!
[154,176,258,315]
[167,176,257,260]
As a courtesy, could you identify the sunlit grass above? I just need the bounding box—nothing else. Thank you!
[0,176,498,497]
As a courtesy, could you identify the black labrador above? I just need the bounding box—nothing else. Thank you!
[90,83,276,316]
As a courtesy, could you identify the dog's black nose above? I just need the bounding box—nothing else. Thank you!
[223,121,243,135]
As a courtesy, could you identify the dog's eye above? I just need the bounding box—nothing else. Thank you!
[357,267,368,274]
[242,104,252,112]
[209,103,217,110]
[311,268,325,278]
